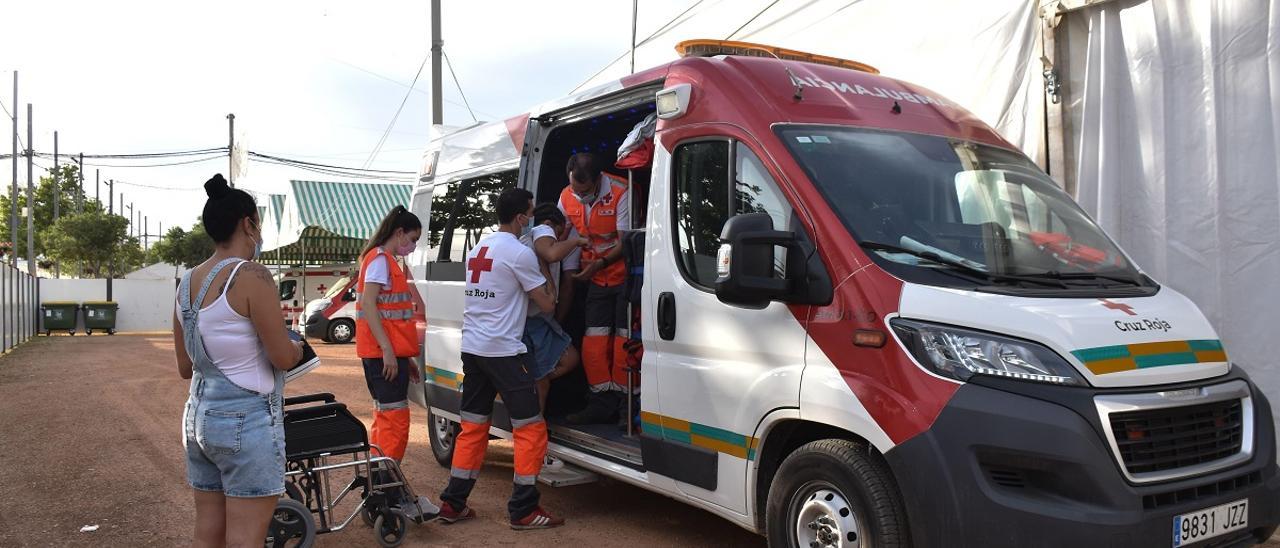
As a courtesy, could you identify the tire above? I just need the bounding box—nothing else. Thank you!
[265,497,315,548]
[373,508,408,548]
[328,319,355,344]
[765,439,908,548]
[427,407,458,468]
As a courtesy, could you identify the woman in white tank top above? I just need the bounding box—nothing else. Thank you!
[173,174,304,548]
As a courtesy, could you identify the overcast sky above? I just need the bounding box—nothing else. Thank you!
[0,0,688,238]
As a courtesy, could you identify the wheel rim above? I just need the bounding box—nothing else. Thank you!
[792,482,861,548]
[267,505,309,547]
[433,415,454,452]
[333,323,352,342]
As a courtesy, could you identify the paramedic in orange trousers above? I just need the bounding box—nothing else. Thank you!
[437,188,565,529]
[558,152,634,427]
[355,205,436,518]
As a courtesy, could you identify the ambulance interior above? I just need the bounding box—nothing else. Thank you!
[531,99,656,465]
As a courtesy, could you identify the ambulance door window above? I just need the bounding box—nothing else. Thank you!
[672,140,731,288]
[278,280,297,301]
[733,143,791,278]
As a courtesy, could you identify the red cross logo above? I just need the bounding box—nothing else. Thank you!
[468,246,494,283]
[1099,298,1136,316]
[316,284,327,293]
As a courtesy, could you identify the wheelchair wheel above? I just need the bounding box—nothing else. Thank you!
[265,498,315,548]
[373,508,408,548]
[360,504,377,527]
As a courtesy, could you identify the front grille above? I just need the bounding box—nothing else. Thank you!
[1109,399,1243,475]
[1143,470,1261,510]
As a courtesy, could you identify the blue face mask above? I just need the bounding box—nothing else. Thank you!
[519,215,534,237]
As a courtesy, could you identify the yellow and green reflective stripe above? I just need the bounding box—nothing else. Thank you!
[640,411,759,460]
[1072,339,1227,375]
[424,365,462,389]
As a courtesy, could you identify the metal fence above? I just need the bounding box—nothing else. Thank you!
[1,262,39,353]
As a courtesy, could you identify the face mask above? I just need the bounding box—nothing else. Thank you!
[575,190,598,205]
[249,222,263,261]
[396,241,416,256]
[519,216,535,237]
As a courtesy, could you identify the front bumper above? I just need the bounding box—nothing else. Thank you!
[885,367,1280,548]
[303,313,330,341]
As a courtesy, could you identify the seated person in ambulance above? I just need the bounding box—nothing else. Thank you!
[519,203,588,412]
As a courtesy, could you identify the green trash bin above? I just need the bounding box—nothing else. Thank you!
[41,301,80,336]
[82,301,119,336]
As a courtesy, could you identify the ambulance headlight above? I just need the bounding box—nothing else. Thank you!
[890,319,1086,386]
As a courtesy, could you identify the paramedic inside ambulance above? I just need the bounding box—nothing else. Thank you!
[558,152,633,427]
[354,205,437,519]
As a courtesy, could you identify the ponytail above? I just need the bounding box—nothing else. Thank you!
[361,205,422,258]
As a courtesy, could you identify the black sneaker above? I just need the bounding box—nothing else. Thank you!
[566,392,618,425]
[616,392,638,431]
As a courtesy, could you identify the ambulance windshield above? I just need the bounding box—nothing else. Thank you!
[778,126,1155,294]
[324,277,351,300]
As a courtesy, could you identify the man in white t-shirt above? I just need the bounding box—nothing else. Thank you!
[519,203,587,411]
[437,188,565,530]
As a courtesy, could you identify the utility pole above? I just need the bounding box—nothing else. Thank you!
[127,203,133,237]
[95,169,99,208]
[630,0,639,74]
[431,0,443,126]
[25,104,33,276]
[226,113,235,187]
[108,182,114,215]
[52,131,59,278]
[9,71,16,267]
[76,153,83,212]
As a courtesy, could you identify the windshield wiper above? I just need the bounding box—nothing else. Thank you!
[1013,270,1146,287]
[859,241,1067,288]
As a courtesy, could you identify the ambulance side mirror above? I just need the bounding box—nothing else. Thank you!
[714,213,801,309]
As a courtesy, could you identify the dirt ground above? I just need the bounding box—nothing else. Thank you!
[0,334,764,548]
[0,335,1276,548]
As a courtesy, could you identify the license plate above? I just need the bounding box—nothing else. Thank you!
[1173,499,1248,546]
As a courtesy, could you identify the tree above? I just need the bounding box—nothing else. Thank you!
[428,170,516,249]
[152,223,213,268]
[40,210,131,277]
[0,163,97,262]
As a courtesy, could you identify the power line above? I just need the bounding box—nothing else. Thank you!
[442,48,478,123]
[326,55,498,119]
[725,0,781,39]
[570,0,706,93]
[248,152,415,175]
[34,151,226,169]
[361,53,430,169]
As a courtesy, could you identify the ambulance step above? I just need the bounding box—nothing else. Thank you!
[538,461,598,487]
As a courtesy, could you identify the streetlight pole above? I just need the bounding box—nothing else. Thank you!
[226,113,235,187]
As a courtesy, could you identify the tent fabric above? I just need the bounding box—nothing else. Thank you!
[288,180,412,240]
[1064,0,1280,441]
[261,180,411,265]
[578,0,1043,156]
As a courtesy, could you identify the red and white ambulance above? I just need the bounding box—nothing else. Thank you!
[275,263,355,327]
[406,40,1279,547]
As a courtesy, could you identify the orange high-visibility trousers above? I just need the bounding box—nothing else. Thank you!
[583,283,636,393]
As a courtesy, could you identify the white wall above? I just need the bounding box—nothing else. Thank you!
[39,278,176,333]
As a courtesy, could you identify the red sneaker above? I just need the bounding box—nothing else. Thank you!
[510,507,565,530]
[436,501,476,524]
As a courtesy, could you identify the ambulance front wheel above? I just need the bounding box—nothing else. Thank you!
[765,439,908,548]
[427,407,459,467]
[328,319,355,344]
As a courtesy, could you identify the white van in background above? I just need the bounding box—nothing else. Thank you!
[275,264,355,327]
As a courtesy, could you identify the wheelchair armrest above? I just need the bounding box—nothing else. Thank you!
[284,401,349,422]
[284,393,336,406]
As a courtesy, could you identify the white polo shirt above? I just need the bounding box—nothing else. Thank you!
[519,224,581,317]
[460,231,546,357]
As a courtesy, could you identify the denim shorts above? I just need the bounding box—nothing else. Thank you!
[522,314,571,381]
[182,384,285,498]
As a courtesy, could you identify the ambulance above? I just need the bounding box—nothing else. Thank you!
[275,263,355,327]
[297,275,358,343]
[405,40,1280,547]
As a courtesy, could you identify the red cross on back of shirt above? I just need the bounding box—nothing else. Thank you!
[468,246,494,283]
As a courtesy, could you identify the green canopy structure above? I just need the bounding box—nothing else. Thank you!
[261,180,412,267]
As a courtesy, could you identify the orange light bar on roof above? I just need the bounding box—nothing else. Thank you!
[675,39,879,74]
